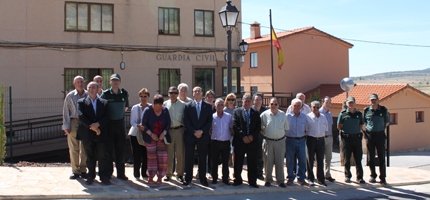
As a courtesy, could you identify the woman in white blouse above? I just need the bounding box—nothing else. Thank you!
[128,88,151,179]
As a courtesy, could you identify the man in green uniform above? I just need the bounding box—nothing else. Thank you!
[363,94,389,185]
[100,74,129,181]
[337,97,365,184]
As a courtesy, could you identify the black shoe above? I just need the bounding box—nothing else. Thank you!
[69,173,80,179]
[380,180,387,186]
[325,177,335,182]
[278,183,287,188]
[201,180,209,186]
[86,179,93,185]
[318,181,327,187]
[369,177,376,183]
[164,177,171,182]
[232,182,242,186]
[345,177,351,183]
[212,180,217,184]
[117,175,128,180]
[357,179,366,184]
[265,182,271,187]
[257,175,264,181]
[142,174,148,178]
[223,180,231,185]
[80,172,88,179]
[178,177,184,183]
[102,179,111,185]
[183,180,191,185]
[249,183,259,188]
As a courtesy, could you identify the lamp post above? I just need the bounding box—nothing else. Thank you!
[219,0,239,94]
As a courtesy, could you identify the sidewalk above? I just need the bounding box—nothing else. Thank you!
[1,164,430,199]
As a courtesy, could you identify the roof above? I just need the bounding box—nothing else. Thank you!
[244,26,354,47]
[305,83,430,106]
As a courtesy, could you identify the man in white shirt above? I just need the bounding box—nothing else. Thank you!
[286,93,312,114]
[306,101,328,186]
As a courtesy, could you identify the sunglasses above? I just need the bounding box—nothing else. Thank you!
[270,103,278,106]
[169,92,179,94]
[216,104,224,107]
[227,99,235,101]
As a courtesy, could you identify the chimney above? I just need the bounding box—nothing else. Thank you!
[250,21,261,39]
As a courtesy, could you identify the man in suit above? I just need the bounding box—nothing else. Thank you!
[232,94,261,188]
[77,81,110,185]
[183,86,213,186]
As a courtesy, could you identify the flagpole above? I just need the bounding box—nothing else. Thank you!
[270,9,275,97]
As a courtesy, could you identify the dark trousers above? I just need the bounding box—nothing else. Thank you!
[341,135,363,179]
[185,142,208,183]
[130,136,148,178]
[234,144,258,185]
[366,132,386,181]
[211,140,230,182]
[306,137,325,183]
[82,140,108,181]
[106,119,126,178]
[257,134,264,177]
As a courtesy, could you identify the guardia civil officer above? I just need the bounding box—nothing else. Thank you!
[337,97,365,184]
[363,94,389,185]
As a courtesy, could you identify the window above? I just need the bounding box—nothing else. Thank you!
[158,7,179,35]
[159,69,180,96]
[64,68,113,94]
[195,69,214,93]
[222,67,240,94]
[65,2,113,32]
[416,111,424,123]
[250,52,258,68]
[389,113,397,125]
[240,87,244,93]
[251,86,258,95]
[194,10,214,36]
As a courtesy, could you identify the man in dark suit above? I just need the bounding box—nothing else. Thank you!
[232,94,261,188]
[183,86,213,186]
[77,81,110,185]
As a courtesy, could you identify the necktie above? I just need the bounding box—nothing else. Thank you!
[245,110,250,135]
[197,102,201,119]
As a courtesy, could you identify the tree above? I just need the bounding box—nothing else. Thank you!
[308,89,321,104]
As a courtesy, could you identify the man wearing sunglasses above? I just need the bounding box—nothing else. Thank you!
[163,86,186,183]
[260,98,289,188]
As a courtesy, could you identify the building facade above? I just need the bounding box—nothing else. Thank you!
[0,0,243,120]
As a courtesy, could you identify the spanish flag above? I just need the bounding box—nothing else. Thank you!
[271,27,285,70]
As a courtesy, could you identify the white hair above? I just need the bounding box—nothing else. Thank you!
[296,93,305,98]
[178,83,189,91]
[310,101,320,107]
[74,76,84,83]
[215,98,224,105]
[291,98,302,106]
[87,81,99,89]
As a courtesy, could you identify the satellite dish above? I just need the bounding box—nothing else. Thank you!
[340,78,354,92]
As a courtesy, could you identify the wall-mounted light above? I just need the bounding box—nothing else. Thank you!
[120,51,125,70]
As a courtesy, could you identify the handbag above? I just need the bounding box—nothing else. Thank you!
[136,106,146,146]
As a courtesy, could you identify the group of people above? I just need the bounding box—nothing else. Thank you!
[62,74,389,188]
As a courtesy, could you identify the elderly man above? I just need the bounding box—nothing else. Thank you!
[363,94,389,185]
[93,75,104,96]
[62,75,88,180]
[319,96,335,182]
[100,74,129,181]
[286,93,312,114]
[178,83,193,103]
[260,98,289,188]
[252,92,268,180]
[163,86,186,183]
[183,86,213,186]
[306,101,328,186]
[285,98,309,186]
[232,94,261,188]
[211,98,233,185]
[77,81,110,185]
[337,97,365,184]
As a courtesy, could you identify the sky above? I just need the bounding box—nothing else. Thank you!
[240,0,430,77]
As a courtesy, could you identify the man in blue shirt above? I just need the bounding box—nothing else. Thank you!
[285,98,309,186]
[319,96,335,182]
[337,97,365,184]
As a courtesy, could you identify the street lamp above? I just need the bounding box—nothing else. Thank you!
[238,39,249,54]
[219,0,239,94]
[340,77,355,98]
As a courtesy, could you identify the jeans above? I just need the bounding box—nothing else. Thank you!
[286,137,306,182]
